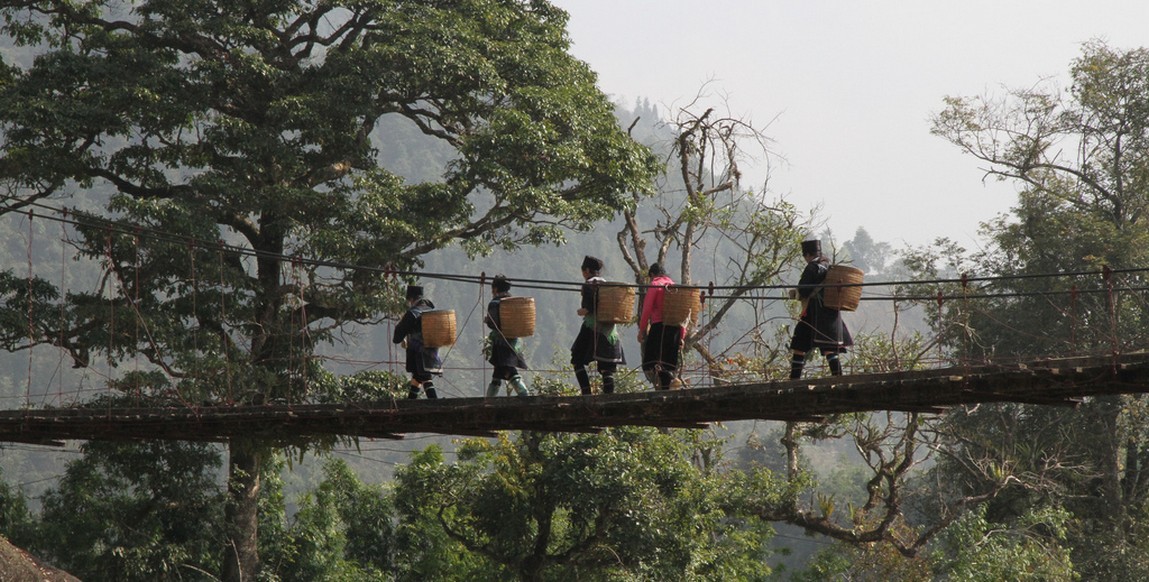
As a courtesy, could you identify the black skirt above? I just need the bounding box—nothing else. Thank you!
[570,322,626,366]
[642,322,682,371]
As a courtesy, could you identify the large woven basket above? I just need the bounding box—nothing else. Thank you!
[662,286,700,327]
[421,309,456,348]
[596,284,636,324]
[498,296,535,338]
[822,266,864,312]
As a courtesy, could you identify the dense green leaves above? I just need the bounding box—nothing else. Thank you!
[0,0,658,404]
[30,440,225,581]
[392,428,775,581]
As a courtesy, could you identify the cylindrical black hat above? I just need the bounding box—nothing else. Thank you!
[405,285,424,300]
[801,239,821,256]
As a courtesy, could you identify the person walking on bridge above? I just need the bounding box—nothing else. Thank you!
[789,240,853,379]
[638,262,686,390]
[393,284,443,399]
[571,255,625,395]
[484,275,530,397]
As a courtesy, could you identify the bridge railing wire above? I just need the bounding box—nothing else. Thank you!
[5,202,1149,409]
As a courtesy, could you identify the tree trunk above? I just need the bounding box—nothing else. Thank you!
[1095,397,1128,536]
[222,439,263,582]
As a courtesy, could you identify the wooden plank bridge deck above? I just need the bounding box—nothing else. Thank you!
[3,352,1149,446]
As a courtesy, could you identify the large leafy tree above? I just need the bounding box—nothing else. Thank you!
[0,1,658,579]
[391,426,775,581]
[921,41,1149,579]
[30,440,225,581]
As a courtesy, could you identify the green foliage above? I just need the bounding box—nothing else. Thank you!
[920,40,1149,581]
[391,428,774,581]
[790,541,932,582]
[29,440,225,581]
[0,0,659,403]
[933,505,1077,581]
[390,445,487,580]
[271,459,393,582]
[719,465,810,518]
[310,369,410,404]
[929,41,1149,359]
[0,2,659,576]
[0,467,33,546]
[257,454,296,582]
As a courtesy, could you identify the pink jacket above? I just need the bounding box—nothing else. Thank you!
[640,274,686,337]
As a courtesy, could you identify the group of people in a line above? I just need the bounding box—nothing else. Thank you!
[392,239,852,399]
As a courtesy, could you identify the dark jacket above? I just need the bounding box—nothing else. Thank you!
[393,298,443,375]
[791,259,853,352]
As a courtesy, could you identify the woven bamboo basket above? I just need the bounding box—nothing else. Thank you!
[661,286,700,327]
[822,266,864,312]
[498,296,535,338]
[596,284,636,324]
[421,309,456,347]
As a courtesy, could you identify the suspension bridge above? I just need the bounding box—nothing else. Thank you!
[5,203,1149,446]
[2,351,1147,446]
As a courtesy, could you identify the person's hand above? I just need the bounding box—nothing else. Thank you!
[400,339,408,349]
[577,308,588,317]
[637,330,646,342]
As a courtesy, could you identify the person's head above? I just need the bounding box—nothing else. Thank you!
[801,239,821,261]
[581,255,603,276]
[492,275,511,294]
[405,284,424,304]
[648,262,664,278]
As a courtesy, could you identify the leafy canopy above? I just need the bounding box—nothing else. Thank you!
[0,0,659,403]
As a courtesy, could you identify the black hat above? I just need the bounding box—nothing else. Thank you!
[581,255,604,272]
[405,285,424,300]
[801,239,821,256]
[492,275,511,293]
[648,262,664,277]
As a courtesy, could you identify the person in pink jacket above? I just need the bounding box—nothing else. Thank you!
[637,263,687,390]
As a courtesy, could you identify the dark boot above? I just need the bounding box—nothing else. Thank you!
[790,353,805,380]
[423,381,438,399]
[601,371,615,394]
[575,366,592,395]
[826,353,842,376]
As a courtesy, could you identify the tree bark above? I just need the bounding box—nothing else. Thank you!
[222,439,263,582]
[1096,397,1128,535]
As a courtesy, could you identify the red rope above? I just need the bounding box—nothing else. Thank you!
[25,211,34,409]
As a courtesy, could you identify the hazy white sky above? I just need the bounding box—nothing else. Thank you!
[551,0,1149,249]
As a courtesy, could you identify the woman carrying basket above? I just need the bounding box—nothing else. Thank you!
[393,284,443,399]
[484,275,530,397]
[638,263,687,390]
[789,240,852,379]
[571,255,625,395]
